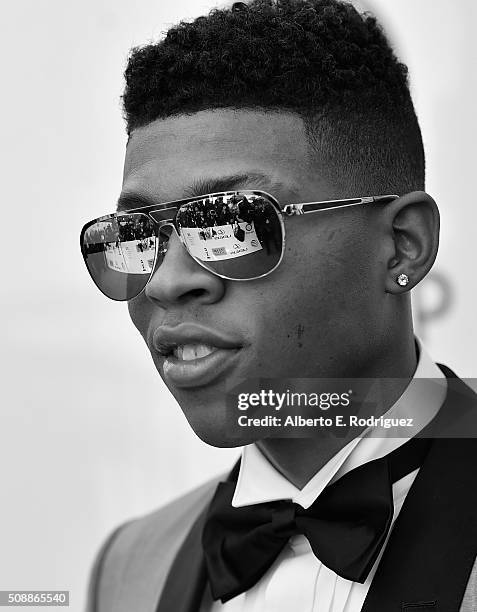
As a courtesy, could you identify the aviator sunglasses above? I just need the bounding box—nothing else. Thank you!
[80,190,398,301]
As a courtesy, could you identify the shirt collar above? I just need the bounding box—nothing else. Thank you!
[232,338,447,510]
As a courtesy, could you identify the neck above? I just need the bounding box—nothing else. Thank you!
[255,331,418,489]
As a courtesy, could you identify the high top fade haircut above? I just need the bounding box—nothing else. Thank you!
[123,0,425,196]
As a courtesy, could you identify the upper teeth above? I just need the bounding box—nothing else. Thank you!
[174,344,216,361]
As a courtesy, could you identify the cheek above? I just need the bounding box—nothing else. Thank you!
[127,295,151,340]
[286,216,381,299]
[240,225,382,375]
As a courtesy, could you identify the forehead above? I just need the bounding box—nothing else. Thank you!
[122,110,313,202]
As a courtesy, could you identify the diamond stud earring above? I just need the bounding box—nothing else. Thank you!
[397,273,410,287]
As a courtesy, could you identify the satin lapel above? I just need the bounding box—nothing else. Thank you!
[362,372,477,611]
[154,502,209,612]
[155,461,241,612]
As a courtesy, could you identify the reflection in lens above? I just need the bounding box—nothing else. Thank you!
[81,213,156,300]
[176,193,283,279]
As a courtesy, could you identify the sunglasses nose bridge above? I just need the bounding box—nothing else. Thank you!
[147,220,178,268]
[148,206,178,223]
[147,209,181,243]
[155,218,176,231]
[155,219,182,246]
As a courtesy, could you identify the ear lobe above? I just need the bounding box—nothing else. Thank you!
[383,191,440,294]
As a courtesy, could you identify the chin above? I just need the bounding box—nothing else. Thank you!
[176,395,259,448]
[191,426,247,449]
[184,412,251,448]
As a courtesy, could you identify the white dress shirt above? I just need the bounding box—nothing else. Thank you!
[201,339,447,612]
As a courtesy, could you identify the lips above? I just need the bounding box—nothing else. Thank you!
[152,323,243,389]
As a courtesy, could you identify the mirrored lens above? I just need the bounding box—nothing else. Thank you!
[176,192,283,279]
[81,213,156,300]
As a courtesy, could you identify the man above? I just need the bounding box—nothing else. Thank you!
[82,1,477,610]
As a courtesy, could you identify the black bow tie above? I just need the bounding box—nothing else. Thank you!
[202,436,433,603]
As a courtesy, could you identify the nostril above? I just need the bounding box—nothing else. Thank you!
[170,287,209,306]
[184,288,207,299]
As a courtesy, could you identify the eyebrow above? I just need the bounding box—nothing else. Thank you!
[117,192,158,212]
[116,171,282,212]
[184,172,275,197]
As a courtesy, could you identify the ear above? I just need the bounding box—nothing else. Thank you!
[381,191,440,294]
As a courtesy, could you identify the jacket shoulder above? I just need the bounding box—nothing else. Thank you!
[85,473,223,612]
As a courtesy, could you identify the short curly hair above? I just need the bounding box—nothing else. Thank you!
[122,0,425,195]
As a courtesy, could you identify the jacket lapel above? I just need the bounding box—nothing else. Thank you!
[154,502,208,612]
[362,370,477,611]
[155,461,241,612]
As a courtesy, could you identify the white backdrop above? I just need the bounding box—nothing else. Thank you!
[0,1,475,610]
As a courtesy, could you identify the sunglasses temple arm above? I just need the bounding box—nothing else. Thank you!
[282,195,399,216]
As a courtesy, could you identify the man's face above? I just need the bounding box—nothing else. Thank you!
[124,110,386,446]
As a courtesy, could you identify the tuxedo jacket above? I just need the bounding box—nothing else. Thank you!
[86,369,477,612]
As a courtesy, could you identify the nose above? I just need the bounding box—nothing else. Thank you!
[144,226,225,308]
